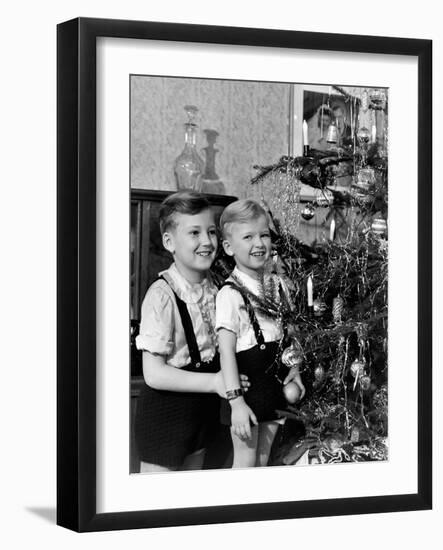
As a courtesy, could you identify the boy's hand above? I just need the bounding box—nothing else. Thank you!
[230,398,258,439]
[295,378,306,399]
[283,367,306,399]
[214,371,250,398]
[239,374,251,392]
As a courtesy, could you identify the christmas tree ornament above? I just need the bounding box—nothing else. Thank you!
[369,89,387,110]
[332,295,344,323]
[315,188,334,207]
[356,126,371,147]
[350,426,360,443]
[360,374,371,391]
[326,121,338,144]
[351,186,373,205]
[323,433,345,452]
[355,167,375,192]
[360,90,369,113]
[357,125,372,164]
[350,359,365,378]
[283,381,302,404]
[314,365,325,382]
[301,203,315,220]
[373,384,388,412]
[313,299,327,317]
[371,217,387,235]
[378,237,389,252]
[281,343,303,368]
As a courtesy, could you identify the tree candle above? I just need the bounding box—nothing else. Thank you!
[302,120,308,146]
[307,275,313,307]
[330,218,336,241]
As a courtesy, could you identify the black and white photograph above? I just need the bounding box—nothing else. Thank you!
[2,0,440,545]
[54,15,432,534]
[129,77,389,474]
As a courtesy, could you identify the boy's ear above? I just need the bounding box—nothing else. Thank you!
[222,239,234,257]
[162,232,175,254]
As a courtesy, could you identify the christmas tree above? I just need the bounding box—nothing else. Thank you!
[214,86,389,465]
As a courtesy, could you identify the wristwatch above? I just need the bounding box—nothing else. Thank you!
[226,388,243,401]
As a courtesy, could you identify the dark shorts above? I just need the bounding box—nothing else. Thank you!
[134,359,220,469]
[220,341,288,426]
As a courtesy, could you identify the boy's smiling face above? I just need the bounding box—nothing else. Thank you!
[222,215,271,279]
[163,208,217,283]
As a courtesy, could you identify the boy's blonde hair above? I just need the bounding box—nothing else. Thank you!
[220,199,269,238]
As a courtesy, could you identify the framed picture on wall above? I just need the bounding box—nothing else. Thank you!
[57,17,432,532]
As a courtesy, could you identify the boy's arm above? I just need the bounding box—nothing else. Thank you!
[217,328,242,393]
[142,351,250,397]
[218,328,258,439]
[143,351,218,393]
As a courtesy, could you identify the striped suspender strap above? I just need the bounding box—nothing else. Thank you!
[222,282,266,350]
[158,276,202,367]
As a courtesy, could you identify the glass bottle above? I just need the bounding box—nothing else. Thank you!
[174,105,204,192]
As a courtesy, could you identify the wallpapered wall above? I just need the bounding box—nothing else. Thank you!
[130,76,290,200]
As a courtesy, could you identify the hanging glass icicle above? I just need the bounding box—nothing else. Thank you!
[361,89,369,113]
[320,100,325,138]
[351,97,357,169]
[259,177,265,205]
[382,108,388,158]
[381,89,388,158]
[371,109,377,145]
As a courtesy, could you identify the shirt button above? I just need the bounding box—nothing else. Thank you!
[195,362,201,369]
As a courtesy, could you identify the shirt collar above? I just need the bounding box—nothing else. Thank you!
[159,263,216,304]
[231,266,262,293]
[231,267,281,303]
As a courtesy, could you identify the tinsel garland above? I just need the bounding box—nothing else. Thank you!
[251,147,388,238]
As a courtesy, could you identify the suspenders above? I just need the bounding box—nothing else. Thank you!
[158,276,203,368]
[221,282,266,351]
[156,275,280,365]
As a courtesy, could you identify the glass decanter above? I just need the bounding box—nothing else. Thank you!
[174,105,205,192]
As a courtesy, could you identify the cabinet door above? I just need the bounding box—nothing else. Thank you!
[130,201,141,320]
[139,200,171,315]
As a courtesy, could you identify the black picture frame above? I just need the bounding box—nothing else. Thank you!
[57,17,432,532]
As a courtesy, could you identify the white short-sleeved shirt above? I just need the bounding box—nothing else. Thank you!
[215,267,283,353]
[135,263,218,368]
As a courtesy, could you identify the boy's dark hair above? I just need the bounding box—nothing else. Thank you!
[159,190,211,234]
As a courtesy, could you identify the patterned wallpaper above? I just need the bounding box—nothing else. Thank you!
[130,76,291,200]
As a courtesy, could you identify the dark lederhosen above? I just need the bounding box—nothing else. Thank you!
[134,276,220,469]
[220,282,288,426]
